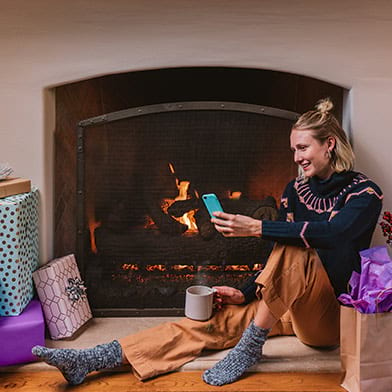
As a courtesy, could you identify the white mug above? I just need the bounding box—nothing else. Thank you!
[185,285,215,321]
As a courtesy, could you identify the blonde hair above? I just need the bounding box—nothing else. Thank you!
[293,98,355,178]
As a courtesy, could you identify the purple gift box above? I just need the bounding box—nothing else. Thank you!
[0,298,45,366]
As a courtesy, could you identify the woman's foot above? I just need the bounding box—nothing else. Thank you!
[202,321,270,386]
[32,340,122,385]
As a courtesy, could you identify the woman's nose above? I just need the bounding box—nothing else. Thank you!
[294,151,302,163]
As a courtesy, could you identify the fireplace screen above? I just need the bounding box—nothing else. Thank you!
[76,102,298,315]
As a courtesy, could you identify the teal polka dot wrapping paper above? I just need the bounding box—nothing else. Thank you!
[0,188,39,316]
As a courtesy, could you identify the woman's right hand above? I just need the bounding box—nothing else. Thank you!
[212,286,245,310]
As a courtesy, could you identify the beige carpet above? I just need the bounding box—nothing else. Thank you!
[0,317,340,373]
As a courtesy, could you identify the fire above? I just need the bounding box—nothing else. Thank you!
[229,191,242,199]
[173,177,198,231]
[157,163,198,232]
[88,219,101,254]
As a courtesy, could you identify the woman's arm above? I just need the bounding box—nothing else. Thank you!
[212,183,382,249]
[262,188,382,248]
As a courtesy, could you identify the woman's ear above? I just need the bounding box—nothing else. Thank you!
[327,136,336,152]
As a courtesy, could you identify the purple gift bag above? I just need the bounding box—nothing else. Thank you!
[0,299,45,366]
[338,246,392,313]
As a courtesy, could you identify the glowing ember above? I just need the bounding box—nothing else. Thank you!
[146,264,166,272]
[120,263,263,273]
[122,264,139,271]
[225,265,251,271]
[172,265,195,272]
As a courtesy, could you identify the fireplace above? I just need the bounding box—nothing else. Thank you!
[54,67,344,316]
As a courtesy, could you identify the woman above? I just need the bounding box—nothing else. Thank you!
[32,98,383,386]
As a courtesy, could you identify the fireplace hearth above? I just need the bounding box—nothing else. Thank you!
[54,67,344,315]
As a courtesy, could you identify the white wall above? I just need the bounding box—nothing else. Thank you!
[1,0,391,263]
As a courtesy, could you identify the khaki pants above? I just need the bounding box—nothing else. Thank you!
[119,244,340,380]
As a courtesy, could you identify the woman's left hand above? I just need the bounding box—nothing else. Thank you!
[211,211,262,237]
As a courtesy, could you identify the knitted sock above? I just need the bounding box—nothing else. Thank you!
[202,321,270,386]
[32,340,123,385]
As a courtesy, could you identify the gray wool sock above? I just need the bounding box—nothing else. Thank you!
[32,340,123,385]
[202,321,270,386]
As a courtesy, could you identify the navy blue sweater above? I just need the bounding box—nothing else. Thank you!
[240,171,383,302]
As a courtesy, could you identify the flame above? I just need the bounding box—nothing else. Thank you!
[229,191,242,199]
[152,163,199,232]
[168,162,175,174]
[174,179,198,231]
[88,219,101,254]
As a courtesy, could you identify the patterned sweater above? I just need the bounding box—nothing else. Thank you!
[240,171,383,301]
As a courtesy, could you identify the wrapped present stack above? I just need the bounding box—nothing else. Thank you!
[0,177,45,366]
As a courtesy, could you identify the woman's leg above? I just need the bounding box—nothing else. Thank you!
[203,243,339,386]
[32,301,260,384]
[119,301,259,380]
[255,243,340,347]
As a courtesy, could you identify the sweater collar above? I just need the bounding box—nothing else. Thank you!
[308,171,357,197]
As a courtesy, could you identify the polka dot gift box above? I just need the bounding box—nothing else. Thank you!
[0,188,39,316]
[33,254,92,340]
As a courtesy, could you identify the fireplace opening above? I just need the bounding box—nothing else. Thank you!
[77,102,298,314]
[54,67,345,316]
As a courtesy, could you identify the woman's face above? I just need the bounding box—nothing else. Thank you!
[290,129,335,179]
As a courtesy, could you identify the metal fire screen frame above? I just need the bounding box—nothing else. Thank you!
[76,101,299,316]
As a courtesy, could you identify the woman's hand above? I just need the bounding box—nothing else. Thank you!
[211,211,262,237]
[213,286,245,311]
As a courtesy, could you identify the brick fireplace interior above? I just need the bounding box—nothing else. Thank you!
[54,67,344,316]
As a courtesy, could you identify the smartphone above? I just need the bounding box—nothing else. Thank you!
[201,193,224,218]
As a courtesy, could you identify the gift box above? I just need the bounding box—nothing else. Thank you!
[0,178,31,199]
[33,254,92,340]
[0,298,45,366]
[0,188,39,316]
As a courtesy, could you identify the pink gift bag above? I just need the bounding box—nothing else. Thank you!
[33,254,92,340]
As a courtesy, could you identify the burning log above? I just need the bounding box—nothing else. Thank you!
[148,201,188,235]
[167,198,200,217]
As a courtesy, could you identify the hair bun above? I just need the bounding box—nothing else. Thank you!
[316,98,334,114]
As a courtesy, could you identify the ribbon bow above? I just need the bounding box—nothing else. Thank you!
[65,277,87,304]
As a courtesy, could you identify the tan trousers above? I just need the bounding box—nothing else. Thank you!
[119,244,340,380]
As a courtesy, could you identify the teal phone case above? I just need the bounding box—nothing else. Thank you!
[202,193,224,218]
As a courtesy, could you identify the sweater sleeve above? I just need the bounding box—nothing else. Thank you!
[261,183,383,249]
[239,271,262,304]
